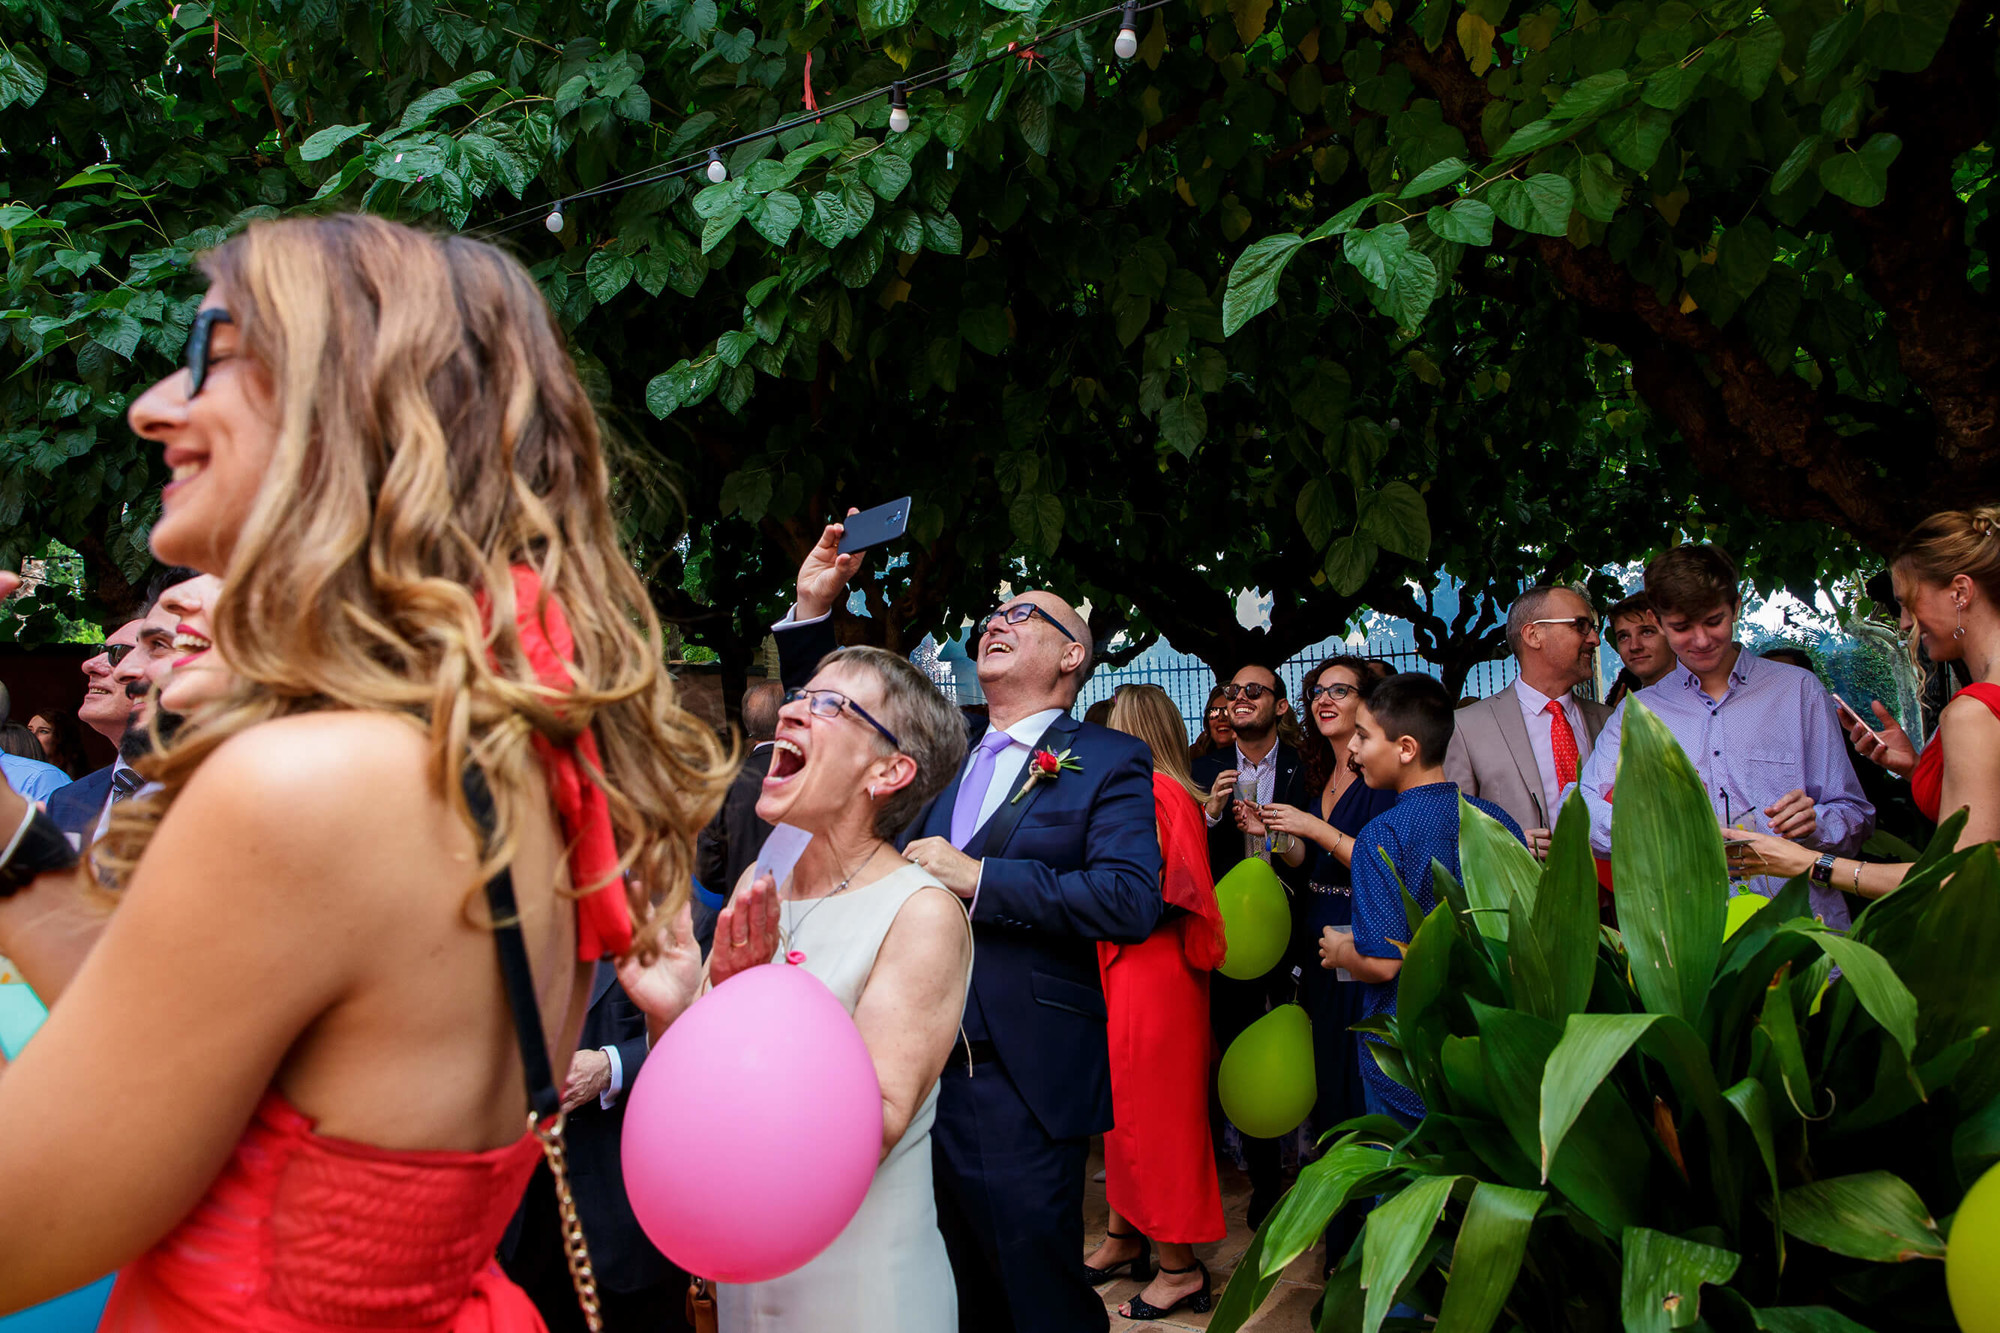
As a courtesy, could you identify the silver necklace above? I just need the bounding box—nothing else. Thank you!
[781,841,887,959]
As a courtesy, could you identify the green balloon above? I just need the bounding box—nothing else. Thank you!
[1219,1004,1316,1139]
[1214,857,1289,980]
[1723,892,1767,940]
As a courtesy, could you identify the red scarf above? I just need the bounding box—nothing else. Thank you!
[493,566,632,960]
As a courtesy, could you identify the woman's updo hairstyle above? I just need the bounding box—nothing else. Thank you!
[1893,506,2000,609]
[101,215,735,960]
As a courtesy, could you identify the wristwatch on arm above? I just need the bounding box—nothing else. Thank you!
[1808,851,1838,886]
[0,804,82,898]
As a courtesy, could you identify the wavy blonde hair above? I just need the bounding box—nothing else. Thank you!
[99,215,735,960]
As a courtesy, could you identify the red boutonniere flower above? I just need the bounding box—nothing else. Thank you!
[1012,746,1084,803]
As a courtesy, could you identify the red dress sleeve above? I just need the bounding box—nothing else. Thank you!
[1911,683,2000,824]
[1153,773,1226,971]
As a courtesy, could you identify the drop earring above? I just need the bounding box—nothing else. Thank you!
[1956,599,1968,642]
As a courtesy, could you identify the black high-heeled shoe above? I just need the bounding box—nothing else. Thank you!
[1083,1230,1152,1283]
[1121,1260,1212,1321]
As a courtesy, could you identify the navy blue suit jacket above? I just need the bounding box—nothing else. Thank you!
[500,962,669,1294]
[47,764,113,838]
[777,618,1161,1141]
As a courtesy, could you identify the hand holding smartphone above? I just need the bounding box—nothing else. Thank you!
[1830,692,1883,744]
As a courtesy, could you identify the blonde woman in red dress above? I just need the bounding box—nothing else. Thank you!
[1082,684,1227,1321]
[0,215,735,1331]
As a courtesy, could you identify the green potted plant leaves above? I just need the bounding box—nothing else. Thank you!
[1211,701,1997,1333]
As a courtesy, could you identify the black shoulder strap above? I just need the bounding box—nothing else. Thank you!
[463,765,563,1124]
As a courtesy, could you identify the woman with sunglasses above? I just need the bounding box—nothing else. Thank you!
[1187,686,1235,763]
[0,215,740,1330]
[1245,657,1396,1261]
[685,647,972,1333]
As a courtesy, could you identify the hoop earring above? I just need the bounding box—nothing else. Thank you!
[868,786,879,800]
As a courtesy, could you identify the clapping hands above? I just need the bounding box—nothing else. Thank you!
[709,871,782,987]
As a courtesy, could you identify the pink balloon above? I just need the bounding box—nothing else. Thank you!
[621,962,882,1283]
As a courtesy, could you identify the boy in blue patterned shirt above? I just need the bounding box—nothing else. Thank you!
[1318,672,1524,1125]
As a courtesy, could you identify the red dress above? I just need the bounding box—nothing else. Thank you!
[96,569,628,1332]
[1911,682,2000,822]
[1097,774,1227,1244]
[98,1093,546,1331]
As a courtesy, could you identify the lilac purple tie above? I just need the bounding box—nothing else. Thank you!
[949,731,1016,848]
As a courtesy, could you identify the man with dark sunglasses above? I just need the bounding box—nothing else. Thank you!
[770,518,1160,1333]
[1186,662,1309,1228]
[1444,585,1612,865]
[47,570,195,842]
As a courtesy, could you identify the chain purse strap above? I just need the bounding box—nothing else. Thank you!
[464,766,604,1333]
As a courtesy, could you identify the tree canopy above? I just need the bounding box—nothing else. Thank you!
[3,0,1969,702]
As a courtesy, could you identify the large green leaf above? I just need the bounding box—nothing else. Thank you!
[1460,795,1539,942]
[1361,1173,1460,1333]
[1475,1000,1650,1235]
[1819,134,1902,209]
[1724,1076,1784,1265]
[1620,1228,1739,1333]
[1223,233,1308,336]
[1774,1172,1946,1262]
[1609,703,1726,1021]
[1433,1183,1545,1333]
[1512,790,1600,1022]
[1258,1140,1401,1280]
[1755,1308,1877,1333]
[1777,923,1918,1061]
[1539,1013,1659,1181]
[1210,1205,1287,1333]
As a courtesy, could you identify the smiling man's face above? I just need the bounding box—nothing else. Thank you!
[78,619,146,740]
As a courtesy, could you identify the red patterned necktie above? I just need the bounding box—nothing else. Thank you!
[1545,699,1581,797]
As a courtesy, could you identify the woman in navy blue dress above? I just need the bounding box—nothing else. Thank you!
[1250,655,1396,1264]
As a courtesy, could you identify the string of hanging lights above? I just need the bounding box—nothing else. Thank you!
[490,0,1163,242]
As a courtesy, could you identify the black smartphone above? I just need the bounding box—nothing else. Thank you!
[836,497,912,555]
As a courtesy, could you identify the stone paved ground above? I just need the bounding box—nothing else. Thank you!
[1085,1146,1325,1332]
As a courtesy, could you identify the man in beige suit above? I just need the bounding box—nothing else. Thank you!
[1445,585,1612,860]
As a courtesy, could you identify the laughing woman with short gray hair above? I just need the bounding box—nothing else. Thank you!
[686,645,973,1333]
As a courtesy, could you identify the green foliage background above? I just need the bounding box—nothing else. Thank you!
[3,0,1980,696]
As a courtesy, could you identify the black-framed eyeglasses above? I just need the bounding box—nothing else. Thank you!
[1221,682,1277,702]
[783,687,901,750]
[1526,615,1600,636]
[184,308,233,397]
[983,602,1077,644]
[1307,682,1359,703]
[89,642,138,668]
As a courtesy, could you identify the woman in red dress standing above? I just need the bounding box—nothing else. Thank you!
[1728,505,2000,890]
[0,215,738,1330]
[1082,684,1227,1321]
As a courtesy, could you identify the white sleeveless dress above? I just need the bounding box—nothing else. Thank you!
[718,862,973,1333]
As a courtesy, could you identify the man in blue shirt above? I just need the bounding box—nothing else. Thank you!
[1320,672,1524,1125]
[1580,545,1873,927]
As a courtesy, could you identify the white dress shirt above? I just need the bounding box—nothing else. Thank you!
[1513,677,1588,827]
[971,709,1070,831]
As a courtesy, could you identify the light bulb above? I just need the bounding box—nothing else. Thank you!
[544,209,564,233]
[889,82,910,133]
[706,149,727,184]
[1114,1,1140,58]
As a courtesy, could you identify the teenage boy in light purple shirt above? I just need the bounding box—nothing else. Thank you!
[1580,545,1874,927]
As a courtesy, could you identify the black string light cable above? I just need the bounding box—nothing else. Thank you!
[476,0,1164,241]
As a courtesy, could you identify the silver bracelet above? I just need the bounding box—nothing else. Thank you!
[0,800,37,870]
[1850,861,1863,891]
